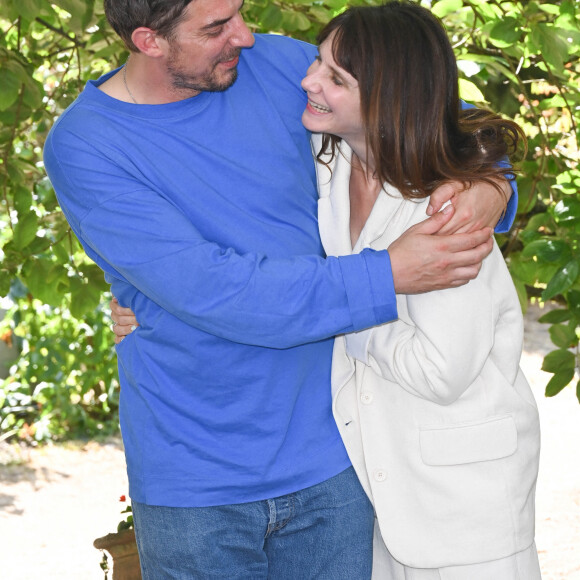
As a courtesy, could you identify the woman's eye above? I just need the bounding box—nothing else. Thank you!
[332,76,343,86]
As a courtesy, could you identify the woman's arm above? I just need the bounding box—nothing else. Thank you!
[363,247,508,405]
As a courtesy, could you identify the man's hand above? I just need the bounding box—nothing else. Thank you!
[389,204,493,294]
[427,178,511,235]
[110,297,139,344]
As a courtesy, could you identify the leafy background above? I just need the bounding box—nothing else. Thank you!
[0,0,578,443]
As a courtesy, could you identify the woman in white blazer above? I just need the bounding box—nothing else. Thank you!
[301,2,541,579]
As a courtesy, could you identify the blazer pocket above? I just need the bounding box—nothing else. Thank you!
[420,414,517,466]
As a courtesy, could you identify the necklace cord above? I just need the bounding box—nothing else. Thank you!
[123,56,139,104]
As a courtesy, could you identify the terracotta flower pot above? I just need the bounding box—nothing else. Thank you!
[94,528,142,580]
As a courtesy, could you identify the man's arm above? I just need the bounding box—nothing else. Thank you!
[387,204,493,294]
[46,128,491,348]
[427,176,516,235]
[385,175,515,292]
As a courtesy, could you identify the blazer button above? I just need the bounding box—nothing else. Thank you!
[374,468,387,482]
[360,392,373,405]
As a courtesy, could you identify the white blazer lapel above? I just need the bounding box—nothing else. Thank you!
[316,141,354,257]
[353,183,426,253]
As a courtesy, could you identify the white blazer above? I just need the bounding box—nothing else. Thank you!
[315,137,541,569]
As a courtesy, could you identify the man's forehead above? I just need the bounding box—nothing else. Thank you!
[183,0,244,29]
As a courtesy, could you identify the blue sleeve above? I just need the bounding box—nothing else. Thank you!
[460,100,517,232]
[44,136,397,350]
[495,172,517,233]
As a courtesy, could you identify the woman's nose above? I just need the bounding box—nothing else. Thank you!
[301,72,319,93]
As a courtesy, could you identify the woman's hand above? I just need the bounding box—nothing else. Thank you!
[110,297,139,344]
[427,178,511,234]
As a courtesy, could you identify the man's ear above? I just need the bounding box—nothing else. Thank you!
[131,27,166,57]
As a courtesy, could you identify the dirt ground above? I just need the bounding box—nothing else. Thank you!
[0,303,579,579]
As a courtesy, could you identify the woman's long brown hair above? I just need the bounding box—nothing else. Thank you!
[316,1,526,200]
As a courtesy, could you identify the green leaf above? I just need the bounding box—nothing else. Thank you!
[51,241,70,266]
[567,291,580,319]
[542,260,580,301]
[545,369,574,397]
[260,5,283,30]
[531,24,570,69]
[512,276,528,312]
[553,199,580,224]
[560,0,577,17]
[538,3,560,15]
[0,270,13,297]
[549,324,577,349]
[539,95,567,110]
[542,259,580,301]
[431,0,463,18]
[542,349,575,373]
[22,76,44,111]
[458,78,486,103]
[12,211,39,250]
[20,260,63,306]
[309,7,333,25]
[52,0,91,32]
[0,68,21,111]
[521,238,571,263]
[80,264,109,292]
[489,17,521,48]
[12,0,44,21]
[516,176,538,214]
[69,277,103,318]
[281,11,312,32]
[524,212,555,233]
[538,309,572,324]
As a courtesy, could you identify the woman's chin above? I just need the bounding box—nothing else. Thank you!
[301,111,322,133]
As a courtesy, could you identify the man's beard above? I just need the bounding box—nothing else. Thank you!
[167,48,241,94]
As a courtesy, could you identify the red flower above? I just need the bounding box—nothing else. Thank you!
[119,495,126,502]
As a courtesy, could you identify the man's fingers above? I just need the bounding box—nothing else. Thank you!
[389,220,494,294]
[445,266,483,288]
[413,204,455,234]
[110,297,135,316]
[441,227,493,255]
[112,314,138,326]
[113,323,136,338]
[427,181,461,215]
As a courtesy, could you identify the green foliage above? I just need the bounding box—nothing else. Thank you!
[0,0,578,444]
[0,292,120,441]
[0,0,123,440]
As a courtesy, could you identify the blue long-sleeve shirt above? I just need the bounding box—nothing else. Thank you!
[43,34,517,507]
[43,35,398,506]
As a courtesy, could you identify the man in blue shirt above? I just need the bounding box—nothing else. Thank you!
[44,0,514,577]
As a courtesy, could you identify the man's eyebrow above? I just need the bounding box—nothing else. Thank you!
[201,0,245,31]
[200,15,231,31]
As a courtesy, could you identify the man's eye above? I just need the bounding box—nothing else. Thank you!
[206,27,223,37]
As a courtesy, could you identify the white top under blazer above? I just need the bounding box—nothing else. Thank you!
[314,135,541,570]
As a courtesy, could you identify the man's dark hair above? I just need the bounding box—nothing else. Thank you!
[104,0,195,52]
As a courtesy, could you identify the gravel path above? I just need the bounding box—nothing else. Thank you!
[0,304,579,579]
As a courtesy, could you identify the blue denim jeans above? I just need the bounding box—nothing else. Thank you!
[132,466,374,579]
